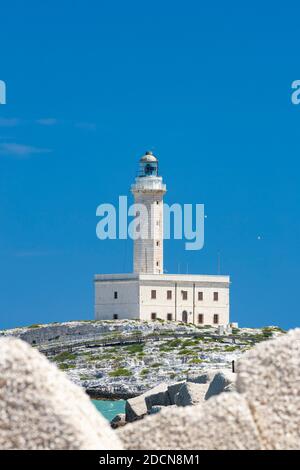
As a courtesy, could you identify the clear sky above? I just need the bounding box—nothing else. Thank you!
[0,1,299,330]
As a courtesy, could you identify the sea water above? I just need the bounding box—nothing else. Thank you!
[92,399,125,421]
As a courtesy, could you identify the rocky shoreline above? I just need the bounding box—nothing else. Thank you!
[0,319,285,399]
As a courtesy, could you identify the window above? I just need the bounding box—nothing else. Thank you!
[198,314,204,324]
[181,290,188,300]
[167,290,172,300]
[114,291,118,299]
[151,312,157,320]
[213,292,219,301]
[156,261,159,266]
[156,201,159,205]
[167,313,172,321]
[151,290,156,299]
[156,241,160,246]
[113,314,118,320]
[198,291,203,301]
[213,314,219,324]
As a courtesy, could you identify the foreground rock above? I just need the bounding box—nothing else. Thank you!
[119,392,261,450]
[0,338,122,450]
[118,328,300,450]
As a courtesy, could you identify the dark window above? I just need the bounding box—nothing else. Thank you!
[167,313,172,321]
[114,291,118,299]
[182,310,188,323]
[198,291,203,301]
[151,312,157,320]
[156,241,159,246]
[182,290,188,300]
[156,201,159,205]
[213,292,219,301]
[198,314,204,324]
[156,261,159,266]
[167,290,172,300]
[151,290,156,299]
[113,314,118,320]
[213,314,219,324]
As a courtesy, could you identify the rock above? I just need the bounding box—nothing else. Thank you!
[205,370,236,400]
[167,382,185,404]
[187,370,216,384]
[0,338,122,450]
[125,396,148,422]
[118,392,262,450]
[144,383,170,410]
[174,382,207,406]
[119,328,300,450]
[126,383,169,422]
[110,414,126,429]
[236,328,300,450]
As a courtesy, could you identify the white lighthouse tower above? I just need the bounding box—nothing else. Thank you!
[131,151,166,274]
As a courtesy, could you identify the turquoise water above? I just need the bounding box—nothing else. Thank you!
[92,399,126,421]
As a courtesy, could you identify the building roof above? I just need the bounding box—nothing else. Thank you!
[94,273,230,284]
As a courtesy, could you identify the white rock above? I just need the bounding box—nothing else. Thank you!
[0,338,122,450]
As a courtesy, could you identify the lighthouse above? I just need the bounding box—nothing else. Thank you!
[131,151,166,274]
[94,150,231,327]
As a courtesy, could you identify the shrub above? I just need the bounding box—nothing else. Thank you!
[189,358,203,364]
[109,368,132,377]
[58,363,75,370]
[140,368,150,376]
[125,344,144,354]
[53,352,77,362]
[178,349,195,356]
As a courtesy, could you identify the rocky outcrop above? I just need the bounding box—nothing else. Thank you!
[118,328,300,450]
[0,337,122,450]
[174,382,208,406]
[205,370,236,400]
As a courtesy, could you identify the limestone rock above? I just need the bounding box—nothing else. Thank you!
[110,414,126,429]
[205,370,236,400]
[144,383,170,410]
[118,392,262,450]
[125,383,169,422]
[0,338,122,450]
[236,328,300,450]
[167,382,185,404]
[125,395,148,422]
[174,382,207,406]
[187,370,216,384]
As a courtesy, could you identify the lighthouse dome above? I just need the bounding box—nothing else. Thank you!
[140,151,158,163]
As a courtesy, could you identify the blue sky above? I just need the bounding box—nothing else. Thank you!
[0,1,299,329]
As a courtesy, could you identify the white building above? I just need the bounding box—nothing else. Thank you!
[95,151,230,326]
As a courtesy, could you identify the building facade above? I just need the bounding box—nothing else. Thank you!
[95,152,230,326]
